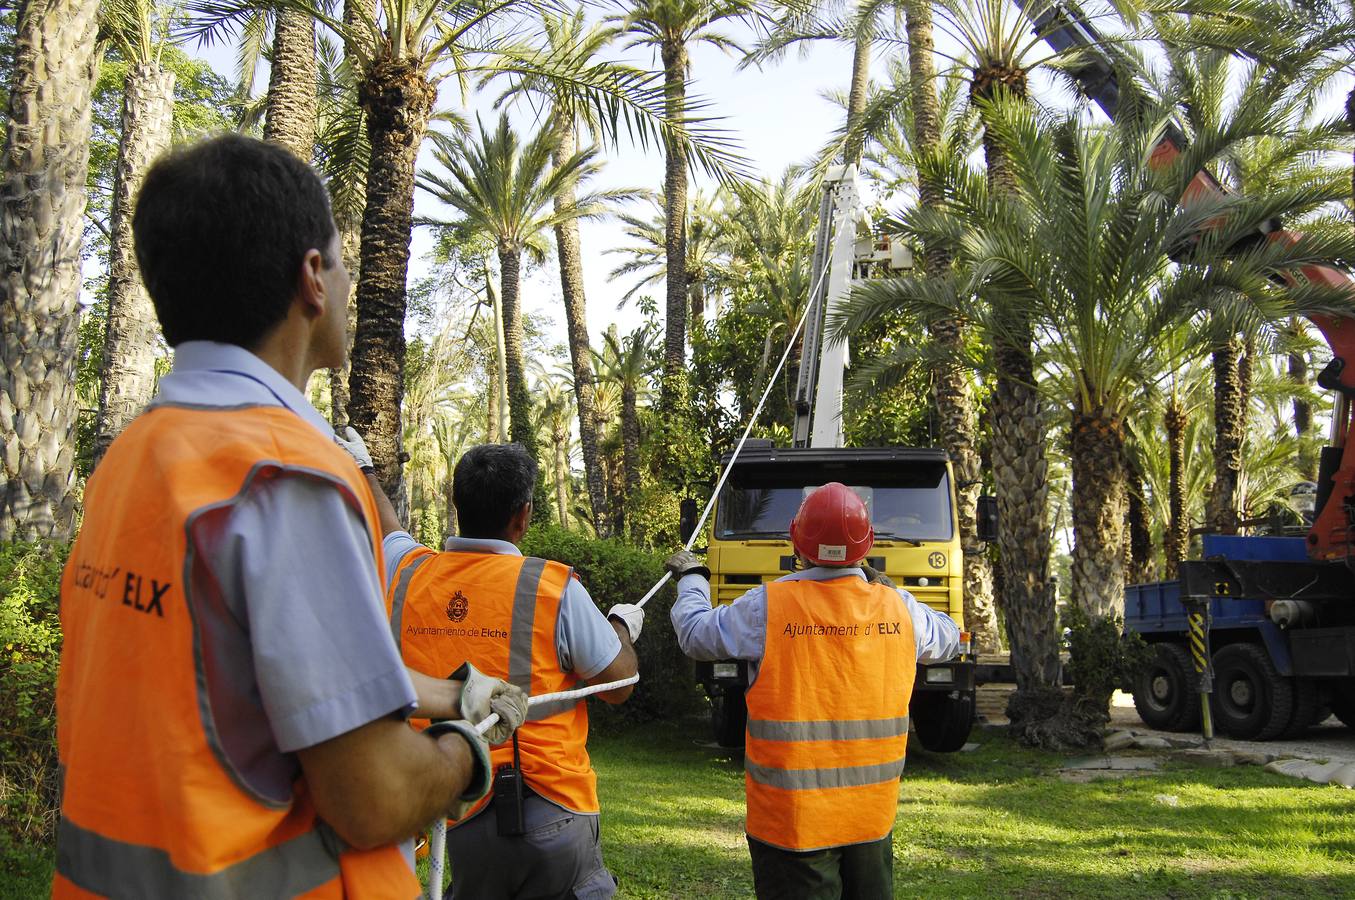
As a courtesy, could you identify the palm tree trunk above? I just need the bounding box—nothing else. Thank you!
[1069,407,1127,621]
[1290,332,1314,480]
[688,279,705,337]
[0,0,101,541]
[908,0,998,654]
[843,33,871,165]
[348,59,435,500]
[659,38,689,412]
[265,7,317,161]
[1164,396,1188,578]
[486,267,507,443]
[95,62,175,464]
[1126,465,1154,585]
[554,422,569,527]
[550,111,610,535]
[498,244,536,460]
[1207,337,1244,535]
[622,384,640,536]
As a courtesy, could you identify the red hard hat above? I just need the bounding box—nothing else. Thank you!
[790,482,874,566]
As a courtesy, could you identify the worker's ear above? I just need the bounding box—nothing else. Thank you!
[509,500,533,539]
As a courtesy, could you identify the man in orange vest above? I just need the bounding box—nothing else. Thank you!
[55,134,527,898]
[668,482,960,899]
[336,440,640,899]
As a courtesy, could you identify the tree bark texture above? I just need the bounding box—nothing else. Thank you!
[1290,345,1314,480]
[843,34,871,165]
[553,421,569,527]
[0,0,101,541]
[264,7,317,161]
[992,342,1057,692]
[95,62,175,464]
[1069,408,1127,621]
[659,39,689,412]
[622,385,640,537]
[498,244,536,458]
[907,0,998,653]
[1164,397,1187,579]
[550,113,610,535]
[1208,337,1244,535]
[348,58,435,499]
[1126,466,1155,585]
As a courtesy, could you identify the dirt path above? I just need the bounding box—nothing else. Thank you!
[976,684,1355,764]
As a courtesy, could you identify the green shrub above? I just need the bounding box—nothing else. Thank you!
[0,541,67,848]
[1062,604,1153,726]
[521,525,703,725]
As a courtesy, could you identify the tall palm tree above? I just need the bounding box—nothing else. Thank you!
[491,11,638,536]
[593,324,659,537]
[94,0,178,464]
[615,0,751,410]
[0,0,102,540]
[187,0,742,499]
[532,362,578,528]
[839,93,1355,729]
[264,6,317,159]
[419,114,630,473]
[607,190,729,323]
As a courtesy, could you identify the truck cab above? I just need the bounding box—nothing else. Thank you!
[693,443,977,751]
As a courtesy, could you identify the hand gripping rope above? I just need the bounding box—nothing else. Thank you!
[424,252,831,900]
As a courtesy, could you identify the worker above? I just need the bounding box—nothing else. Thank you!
[53,134,527,898]
[332,439,642,899]
[668,482,961,900]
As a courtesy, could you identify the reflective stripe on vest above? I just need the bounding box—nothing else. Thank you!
[55,404,419,899]
[744,576,917,852]
[391,550,598,816]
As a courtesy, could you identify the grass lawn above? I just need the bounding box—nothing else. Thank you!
[591,720,1355,899]
[7,721,1353,899]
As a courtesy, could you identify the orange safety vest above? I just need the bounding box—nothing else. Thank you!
[54,404,419,899]
[389,549,598,819]
[744,576,917,852]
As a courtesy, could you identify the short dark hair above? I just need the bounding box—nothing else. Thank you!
[453,444,537,538]
[132,134,338,348]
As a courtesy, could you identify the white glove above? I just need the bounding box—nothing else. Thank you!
[608,603,645,643]
[665,550,709,580]
[454,661,528,745]
[334,425,374,471]
[425,719,491,820]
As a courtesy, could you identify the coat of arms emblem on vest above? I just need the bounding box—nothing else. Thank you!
[446,590,469,623]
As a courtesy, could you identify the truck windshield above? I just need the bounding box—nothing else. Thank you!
[715,465,954,542]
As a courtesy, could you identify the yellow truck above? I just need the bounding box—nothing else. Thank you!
[686,441,990,752]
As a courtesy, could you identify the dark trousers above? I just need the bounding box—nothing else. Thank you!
[747,833,894,900]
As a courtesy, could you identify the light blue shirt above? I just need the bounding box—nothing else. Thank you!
[671,566,961,683]
[383,532,624,680]
[142,342,417,799]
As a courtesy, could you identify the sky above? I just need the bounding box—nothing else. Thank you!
[192,18,859,352]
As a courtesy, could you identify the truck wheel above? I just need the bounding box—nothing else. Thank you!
[911,691,974,753]
[1210,643,1294,741]
[1330,679,1355,730]
[1282,679,1322,738]
[1132,643,1201,732]
[711,687,747,748]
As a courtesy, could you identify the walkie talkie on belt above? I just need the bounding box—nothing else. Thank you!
[492,734,526,836]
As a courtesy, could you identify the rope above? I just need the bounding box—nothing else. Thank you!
[426,219,836,900]
[427,674,641,899]
[633,249,833,610]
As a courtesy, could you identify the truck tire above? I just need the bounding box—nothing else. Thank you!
[1282,679,1322,738]
[1131,643,1201,732]
[711,687,747,748]
[1210,643,1295,741]
[1330,679,1355,730]
[911,691,974,753]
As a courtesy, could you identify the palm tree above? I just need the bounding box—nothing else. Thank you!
[532,362,578,528]
[187,0,742,499]
[94,0,178,464]
[593,324,659,537]
[264,6,317,159]
[615,0,752,410]
[606,190,729,326]
[490,11,637,536]
[0,0,102,540]
[839,93,1355,733]
[418,114,630,473]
